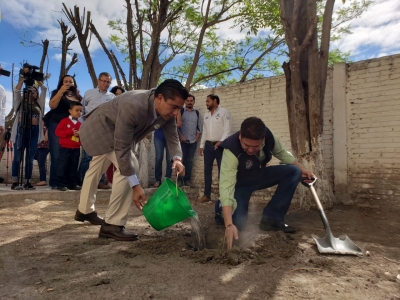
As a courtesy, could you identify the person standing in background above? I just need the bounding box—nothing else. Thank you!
[198,94,231,203]
[0,67,6,135]
[178,94,202,187]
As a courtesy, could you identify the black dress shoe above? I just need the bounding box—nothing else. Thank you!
[57,186,68,191]
[99,223,139,241]
[259,217,297,233]
[74,210,105,225]
[69,185,82,190]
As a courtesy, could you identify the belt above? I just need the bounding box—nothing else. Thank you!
[205,140,218,145]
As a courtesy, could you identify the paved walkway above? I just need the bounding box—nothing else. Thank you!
[0,182,199,202]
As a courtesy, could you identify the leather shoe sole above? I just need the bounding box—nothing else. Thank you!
[74,210,105,225]
[99,224,139,241]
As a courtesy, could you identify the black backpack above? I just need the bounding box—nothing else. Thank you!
[180,108,200,131]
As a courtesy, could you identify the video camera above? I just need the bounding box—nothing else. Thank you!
[0,69,11,77]
[20,63,44,87]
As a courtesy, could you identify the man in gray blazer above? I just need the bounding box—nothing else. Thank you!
[74,79,188,241]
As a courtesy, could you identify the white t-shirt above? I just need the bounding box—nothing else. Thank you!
[199,106,231,148]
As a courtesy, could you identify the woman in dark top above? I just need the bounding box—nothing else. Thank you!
[45,75,82,189]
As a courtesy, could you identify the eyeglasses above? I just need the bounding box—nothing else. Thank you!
[98,79,111,84]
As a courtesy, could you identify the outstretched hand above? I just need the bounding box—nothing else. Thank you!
[225,224,239,250]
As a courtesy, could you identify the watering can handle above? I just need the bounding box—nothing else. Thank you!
[300,177,317,187]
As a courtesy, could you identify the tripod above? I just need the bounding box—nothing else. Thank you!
[14,86,36,190]
[0,129,13,185]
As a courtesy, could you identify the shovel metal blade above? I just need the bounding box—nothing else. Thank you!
[312,234,363,255]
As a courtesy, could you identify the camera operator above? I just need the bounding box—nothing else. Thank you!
[10,68,46,190]
[0,66,7,135]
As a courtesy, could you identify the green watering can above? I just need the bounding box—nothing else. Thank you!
[143,178,197,231]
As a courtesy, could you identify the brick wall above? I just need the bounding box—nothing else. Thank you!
[346,54,400,204]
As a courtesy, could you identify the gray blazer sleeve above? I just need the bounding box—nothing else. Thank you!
[164,116,182,159]
[114,100,140,177]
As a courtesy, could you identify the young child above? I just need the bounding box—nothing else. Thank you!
[55,102,83,191]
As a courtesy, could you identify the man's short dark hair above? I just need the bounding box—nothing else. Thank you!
[98,72,112,80]
[69,101,83,109]
[187,94,195,101]
[207,94,220,104]
[240,117,266,140]
[155,79,189,102]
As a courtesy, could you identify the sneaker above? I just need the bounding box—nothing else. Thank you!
[69,185,82,190]
[11,182,19,190]
[214,199,224,225]
[23,183,36,190]
[259,217,296,233]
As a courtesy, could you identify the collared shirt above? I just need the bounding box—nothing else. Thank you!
[69,115,79,125]
[0,84,6,127]
[219,132,296,211]
[199,106,231,148]
[180,108,202,143]
[82,87,115,116]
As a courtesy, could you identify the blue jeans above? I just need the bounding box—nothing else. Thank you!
[80,149,106,184]
[181,142,197,181]
[12,124,39,181]
[154,137,171,182]
[48,122,60,187]
[203,142,223,197]
[232,164,302,230]
[36,148,49,181]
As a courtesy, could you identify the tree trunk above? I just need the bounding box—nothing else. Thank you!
[39,39,49,74]
[90,22,122,86]
[62,4,97,87]
[110,50,129,89]
[280,0,334,207]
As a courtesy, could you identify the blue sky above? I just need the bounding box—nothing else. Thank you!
[1,0,399,117]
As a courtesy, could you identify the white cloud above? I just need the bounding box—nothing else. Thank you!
[2,0,127,54]
[332,0,400,58]
[53,53,73,63]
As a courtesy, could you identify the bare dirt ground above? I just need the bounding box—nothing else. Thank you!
[0,189,400,300]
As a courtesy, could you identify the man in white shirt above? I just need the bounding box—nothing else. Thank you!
[198,94,231,203]
[0,84,6,135]
[0,67,7,135]
[80,72,115,189]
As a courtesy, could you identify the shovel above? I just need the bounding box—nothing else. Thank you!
[301,177,363,255]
